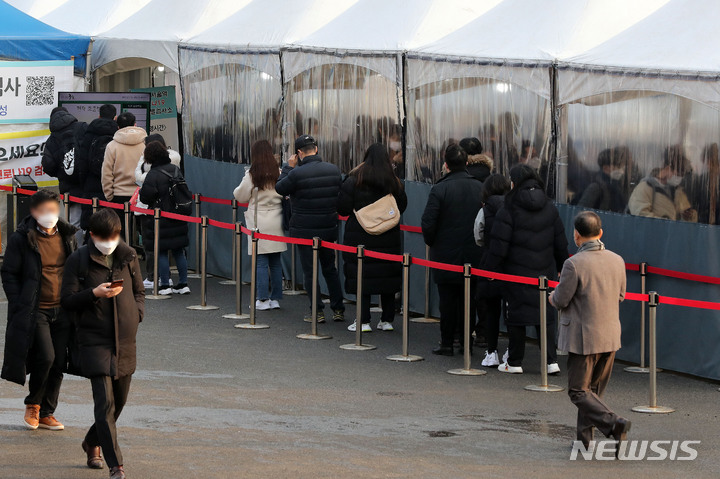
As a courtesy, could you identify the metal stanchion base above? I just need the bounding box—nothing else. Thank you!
[624,366,651,373]
[222,313,250,319]
[145,294,172,300]
[218,280,236,285]
[186,305,220,310]
[234,323,269,329]
[387,354,424,362]
[524,384,565,392]
[187,273,201,279]
[411,317,440,324]
[297,333,332,340]
[447,368,486,376]
[340,343,376,351]
[631,405,675,414]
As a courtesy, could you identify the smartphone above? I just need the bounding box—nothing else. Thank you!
[109,279,124,288]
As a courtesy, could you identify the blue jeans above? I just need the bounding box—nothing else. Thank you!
[158,248,188,286]
[257,253,283,301]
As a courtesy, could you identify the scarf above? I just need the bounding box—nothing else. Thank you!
[577,238,605,254]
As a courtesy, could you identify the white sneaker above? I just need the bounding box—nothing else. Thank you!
[143,278,153,289]
[502,348,509,363]
[481,350,500,367]
[547,363,561,375]
[376,321,394,331]
[256,299,272,311]
[348,321,372,332]
[172,284,191,295]
[269,300,280,309]
[498,362,523,374]
[158,286,173,296]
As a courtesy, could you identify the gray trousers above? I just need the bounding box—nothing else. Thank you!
[567,352,618,445]
[85,375,132,468]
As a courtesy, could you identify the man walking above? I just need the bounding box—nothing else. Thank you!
[549,211,631,455]
[1,190,78,430]
[61,209,144,478]
[276,134,345,323]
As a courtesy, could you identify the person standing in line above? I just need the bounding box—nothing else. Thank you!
[76,104,118,234]
[41,106,86,244]
[138,142,190,295]
[1,190,78,431]
[474,174,511,367]
[485,164,569,373]
[461,136,494,183]
[134,134,181,289]
[576,148,628,213]
[275,135,345,323]
[61,209,144,479]
[549,211,631,454]
[233,140,287,310]
[421,144,484,356]
[338,143,408,332]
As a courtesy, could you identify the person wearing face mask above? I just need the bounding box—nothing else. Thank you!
[577,148,628,213]
[628,145,697,222]
[1,190,78,431]
[61,208,144,479]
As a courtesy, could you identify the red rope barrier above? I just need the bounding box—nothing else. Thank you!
[198,195,233,206]
[647,266,720,286]
[400,224,423,234]
[207,218,235,230]
[412,257,464,273]
[254,230,313,246]
[69,195,92,205]
[130,205,153,215]
[0,184,11,192]
[658,295,720,310]
[320,240,357,253]
[470,267,540,286]
[625,263,640,272]
[625,292,650,302]
[364,249,404,262]
[160,211,202,223]
[98,200,124,210]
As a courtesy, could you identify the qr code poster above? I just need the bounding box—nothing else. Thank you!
[0,60,75,125]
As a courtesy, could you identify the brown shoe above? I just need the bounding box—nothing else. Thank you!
[82,440,104,469]
[38,415,64,431]
[109,465,126,479]
[24,404,40,430]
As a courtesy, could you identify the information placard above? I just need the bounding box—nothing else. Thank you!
[58,92,151,132]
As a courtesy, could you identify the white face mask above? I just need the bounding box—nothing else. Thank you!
[667,175,683,187]
[609,169,624,181]
[389,140,402,152]
[36,213,59,229]
[94,238,119,256]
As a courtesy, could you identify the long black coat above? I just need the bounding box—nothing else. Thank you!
[421,171,484,284]
[484,179,569,326]
[337,175,408,294]
[139,160,190,251]
[41,110,86,196]
[76,117,118,200]
[61,240,144,378]
[1,217,78,385]
[275,155,342,241]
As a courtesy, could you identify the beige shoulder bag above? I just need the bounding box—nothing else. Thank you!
[353,194,400,235]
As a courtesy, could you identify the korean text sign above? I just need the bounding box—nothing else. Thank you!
[0,60,74,124]
[0,129,56,186]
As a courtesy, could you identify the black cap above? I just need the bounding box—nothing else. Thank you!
[294,134,317,152]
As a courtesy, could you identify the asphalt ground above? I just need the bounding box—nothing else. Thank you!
[1,274,719,478]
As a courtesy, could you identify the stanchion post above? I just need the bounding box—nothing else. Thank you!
[632,292,674,414]
[63,194,70,222]
[188,193,202,278]
[220,199,238,285]
[235,230,268,329]
[341,246,375,351]
[525,276,563,391]
[626,262,651,373]
[388,253,423,362]
[11,185,18,232]
[412,244,440,323]
[297,237,331,340]
[224,222,249,320]
[284,243,304,295]
[448,264,486,376]
[187,216,219,310]
[145,208,170,301]
[123,202,131,246]
[91,197,98,214]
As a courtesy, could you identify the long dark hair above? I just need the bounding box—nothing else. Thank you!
[355,143,400,193]
[249,140,279,190]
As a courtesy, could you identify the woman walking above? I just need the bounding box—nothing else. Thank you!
[338,143,408,332]
[138,141,190,295]
[234,140,287,310]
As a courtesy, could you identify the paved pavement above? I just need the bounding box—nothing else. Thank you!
[1,275,719,478]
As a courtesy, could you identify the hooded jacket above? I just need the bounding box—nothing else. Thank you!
[485,174,569,326]
[1,217,78,385]
[41,110,86,196]
[102,126,147,200]
[628,175,696,222]
[77,117,118,201]
[467,154,494,183]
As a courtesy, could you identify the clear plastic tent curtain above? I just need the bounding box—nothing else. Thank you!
[282,50,402,175]
[558,67,720,225]
[179,47,283,164]
[405,57,553,190]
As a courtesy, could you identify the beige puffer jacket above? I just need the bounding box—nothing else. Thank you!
[102,126,147,200]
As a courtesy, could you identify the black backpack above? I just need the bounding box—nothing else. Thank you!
[88,134,114,177]
[158,166,193,216]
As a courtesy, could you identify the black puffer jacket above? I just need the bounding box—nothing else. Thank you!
[77,118,118,201]
[139,160,190,251]
[275,155,342,241]
[1,217,78,385]
[41,110,86,196]
[477,194,505,298]
[61,240,144,378]
[337,174,408,294]
[421,170,484,284]
[484,178,569,326]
